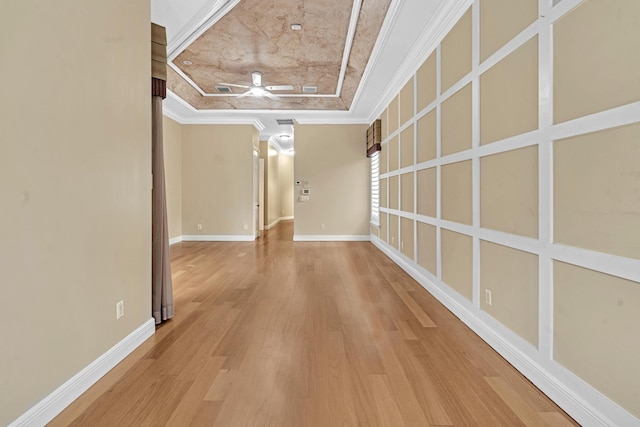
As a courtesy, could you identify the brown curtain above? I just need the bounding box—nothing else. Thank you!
[151,24,173,324]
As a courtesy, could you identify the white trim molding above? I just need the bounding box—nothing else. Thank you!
[293,235,370,242]
[265,216,294,230]
[365,0,472,124]
[182,235,256,242]
[266,219,280,230]
[169,236,183,245]
[162,91,266,131]
[8,319,155,427]
[157,1,468,130]
[370,0,640,424]
[370,236,639,427]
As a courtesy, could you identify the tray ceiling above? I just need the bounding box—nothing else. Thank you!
[168,0,391,111]
[154,0,461,146]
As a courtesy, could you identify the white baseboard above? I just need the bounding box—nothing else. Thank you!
[265,219,280,230]
[9,318,155,427]
[265,216,294,230]
[181,235,256,242]
[293,235,370,242]
[169,236,183,245]
[370,235,639,427]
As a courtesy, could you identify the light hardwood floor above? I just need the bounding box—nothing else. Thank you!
[50,220,579,426]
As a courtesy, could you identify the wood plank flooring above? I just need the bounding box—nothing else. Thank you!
[50,220,579,426]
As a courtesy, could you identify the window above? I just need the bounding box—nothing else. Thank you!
[371,151,380,225]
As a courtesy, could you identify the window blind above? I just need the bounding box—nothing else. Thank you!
[371,151,380,225]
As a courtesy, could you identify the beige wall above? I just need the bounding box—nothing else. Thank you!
[479,0,537,62]
[260,145,294,228]
[181,125,255,236]
[373,0,640,420]
[294,124,370,237]
[259,140,270,227]
[554,123,640,260]
[480,241,539,346]
[267,148,281,226]
[554,0,640,123]
[0,0,151,424]
[480,36,538,145]
[163,116,183,239]
[416,52,436,112]
[441,83,472,155]
[440,8,471,92]
[481,145,538,238]
[279,154,294,218]
[554,262,640,416]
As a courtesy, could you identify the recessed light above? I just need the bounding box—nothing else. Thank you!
[280,134,291,139]
[182,60,193,65]
[291,24,302,31]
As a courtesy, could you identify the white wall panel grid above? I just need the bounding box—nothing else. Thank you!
[374,0,640,425]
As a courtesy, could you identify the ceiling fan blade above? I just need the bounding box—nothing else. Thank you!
[219,83,250,89]
[251,72,262,87]
[264,91,280,101]
[265,85,294,91]
[236,91,252,98]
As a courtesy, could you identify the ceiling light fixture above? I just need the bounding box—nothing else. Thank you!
[182,60,193,65]
[249,87,266,96]
[290,24,302,31]
[279,134,291,140]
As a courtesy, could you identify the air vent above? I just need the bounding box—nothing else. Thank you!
[215,86,232,93]
[276,119,295,125]
[302,86,317,94]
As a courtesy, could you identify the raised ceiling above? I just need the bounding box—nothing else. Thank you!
[169,0,390,110]
[152,0,462,144]
[168,0,391,111]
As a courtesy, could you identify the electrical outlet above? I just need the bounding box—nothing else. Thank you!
[116,300,124,319]
[197,224,202,230]
[243,224,249,230]
[485,289,492,306]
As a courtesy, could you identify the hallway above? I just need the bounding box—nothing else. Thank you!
[51,221,577,426]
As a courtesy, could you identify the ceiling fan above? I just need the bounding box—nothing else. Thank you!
[220,72,293,100]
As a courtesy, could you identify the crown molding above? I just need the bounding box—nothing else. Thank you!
[164,90,369,127]
[160,1,465,132]
[366,0,472,124]
[348,0,404,114]
[162,108,184,125]
[294,112,369,125]
[267,136,283,153]
[166,0,240,60]
[163,91,266,131]
[167,0,362,99]
[334,0,364,96]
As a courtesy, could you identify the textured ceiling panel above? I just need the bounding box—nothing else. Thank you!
[168,0,391,110]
